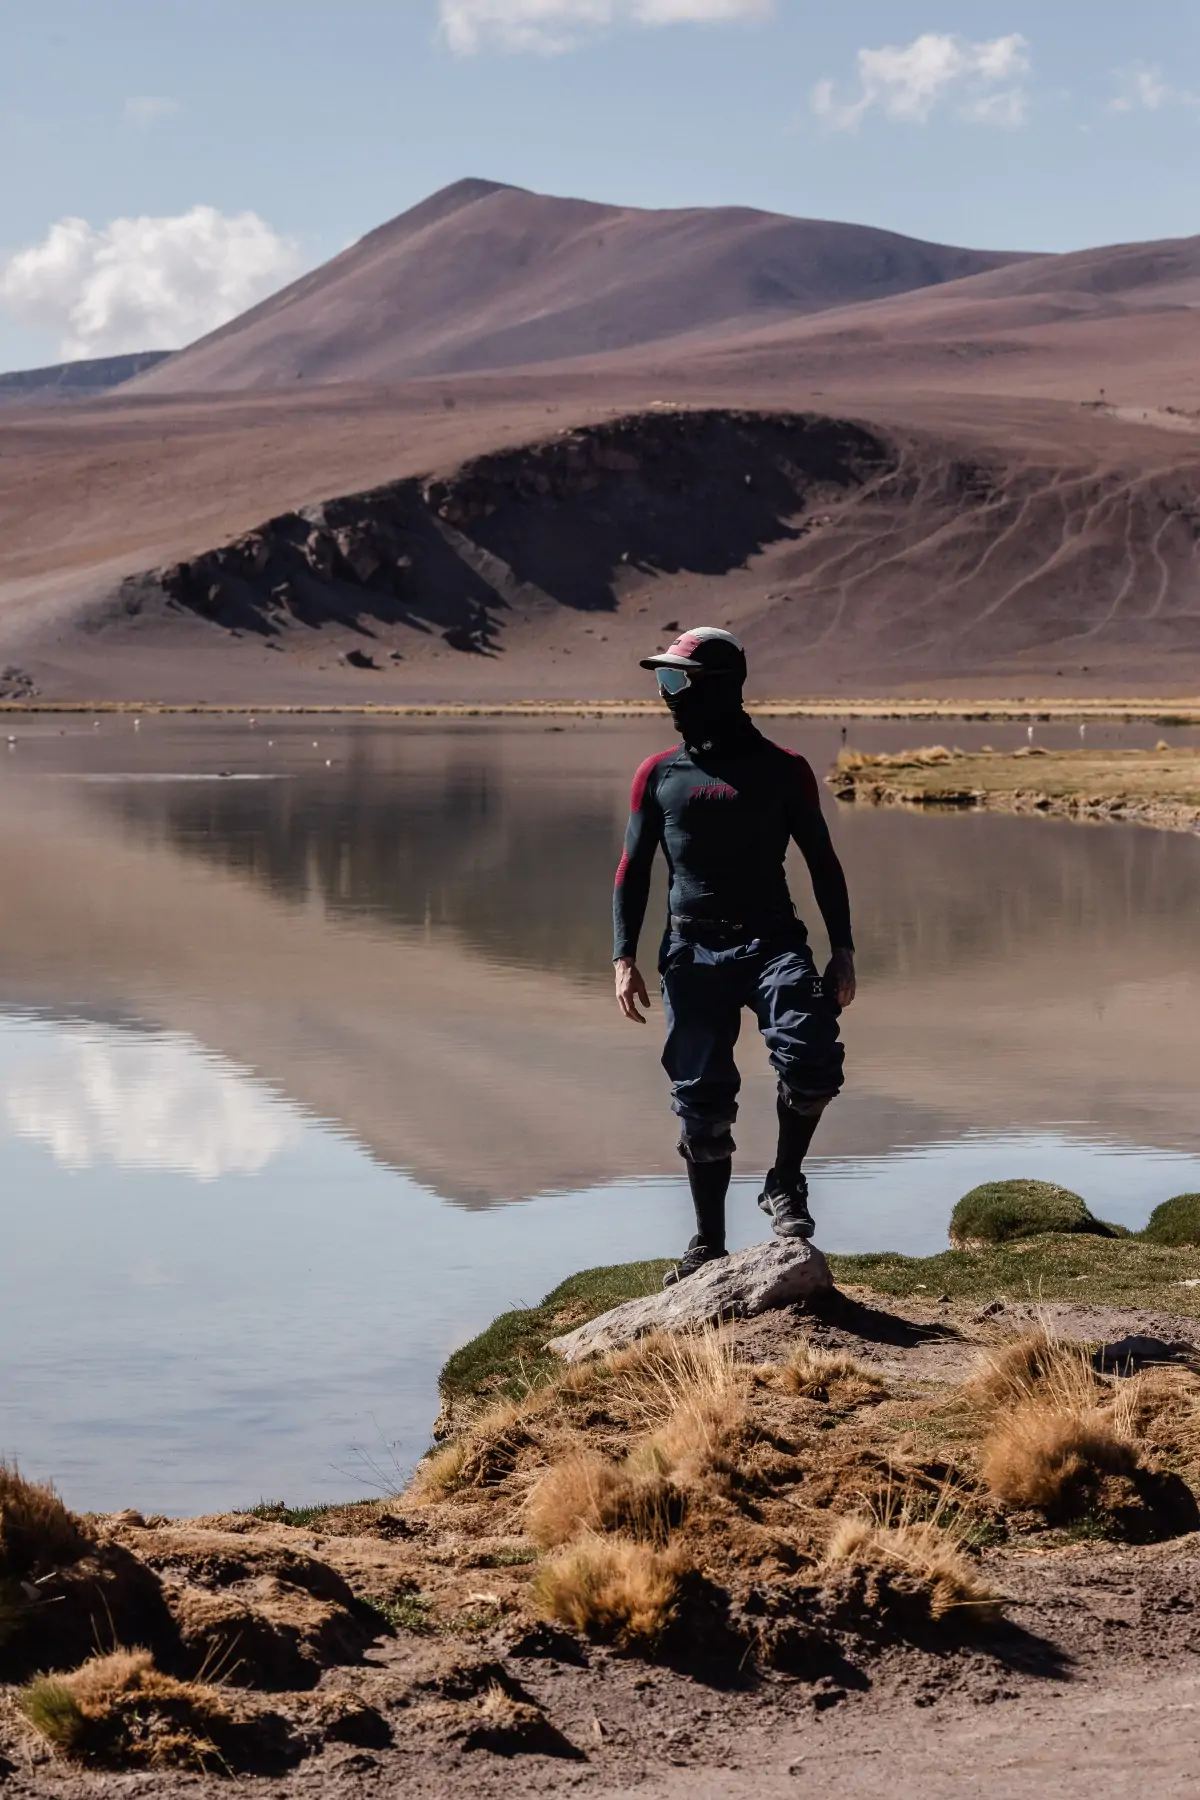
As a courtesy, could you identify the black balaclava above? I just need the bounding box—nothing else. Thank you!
[665,672,747,747]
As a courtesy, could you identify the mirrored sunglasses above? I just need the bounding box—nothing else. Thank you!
[655,667,692,696]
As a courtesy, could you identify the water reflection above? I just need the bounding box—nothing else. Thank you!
[0,715,1196,1513]
[1,1018,302,1178]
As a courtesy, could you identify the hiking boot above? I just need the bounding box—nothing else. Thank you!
[758,1171,815,1240]
[663,1236,728,1287]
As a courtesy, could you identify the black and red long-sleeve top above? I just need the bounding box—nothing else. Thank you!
[613,720,853,962]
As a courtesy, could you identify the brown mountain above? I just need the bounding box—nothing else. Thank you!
[130,178,1026,393]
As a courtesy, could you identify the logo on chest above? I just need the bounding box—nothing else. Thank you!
[688,782,739,801]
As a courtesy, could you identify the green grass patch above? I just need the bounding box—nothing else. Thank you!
[20,1678,84,1751]
[439,1260,671,1406]
[1142,1194,1200,1247]
[949,1179,1117,1246]
[475,1545,539,1568]
[437,1241,1200,1420]
[364,1592,436,1634]
[829,1235,1200,1309]
[239,1500,343,1528]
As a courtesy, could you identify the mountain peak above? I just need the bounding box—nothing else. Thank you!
[132,183,1023,393]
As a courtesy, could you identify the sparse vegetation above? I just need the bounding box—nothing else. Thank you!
[20,1651,235,1770]
[980,1402,1137,1515]
[967,1324,1101,1413]
[526,1452,678,1549]
[965,1326,1197,1538]
[530,1538,682,1646]
[0,1463,89,1577]
[239,1500,342,1529]
[9,1225,1200,1779]
[778,1344,887,1403]
[822,1515,1003,1626]
[829,743,1200,834]
[366,1592,436,1634]
[830,1236,1200,1310]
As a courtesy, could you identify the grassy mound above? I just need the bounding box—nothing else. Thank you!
[438,1238,1200,1412]
[949,1179,1115,1247]
[1142,1194,1200,1247]
[834,1236,1200,1309]
[439,1261,671,1412]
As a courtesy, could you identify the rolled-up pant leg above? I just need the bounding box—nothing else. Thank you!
[661,946,742,1162]
[748,938,845,1116]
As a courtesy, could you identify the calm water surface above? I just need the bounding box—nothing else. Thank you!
[1,713,1198,1513]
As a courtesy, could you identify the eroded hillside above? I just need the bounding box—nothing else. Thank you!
[94,405,1200,694]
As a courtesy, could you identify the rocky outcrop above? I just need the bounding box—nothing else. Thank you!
[102,409,894,648]
[546,1240,833,1362]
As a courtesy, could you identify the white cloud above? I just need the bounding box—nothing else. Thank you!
[812,32,1031,131]
[4,1026,302,1181]
[439,0,771,54]
[124,95,179,128]
[0,205,302,359]
[1110,66,1195,113]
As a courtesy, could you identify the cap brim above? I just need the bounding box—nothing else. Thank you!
[639,652,703,671]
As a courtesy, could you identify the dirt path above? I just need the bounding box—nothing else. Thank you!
[596,1664,1200,1800]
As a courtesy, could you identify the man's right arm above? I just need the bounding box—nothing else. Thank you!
[613,754,664,1021]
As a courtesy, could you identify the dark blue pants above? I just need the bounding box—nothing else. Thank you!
[659,925,844,1162]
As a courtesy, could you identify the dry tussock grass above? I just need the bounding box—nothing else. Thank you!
[837,746,954,773]
[969,1326,1149,1517]
[529,1537,682,1646]
[967,1326,1102,1414]
[525,1452,679,1549]
[523,1332,748,1547]
[20,1650,233,1770]
[980,1402,1138,1512]
[600,1329,748,1431]
[0,1462,89,1576]
[1122,1365,1200,1460]
[415,1327,746,1505]
[779,1345,887,1404]
[411,1399,533,1501]
[822,1513,1003,1626]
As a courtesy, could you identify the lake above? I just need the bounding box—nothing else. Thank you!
[1,711,1198,1515]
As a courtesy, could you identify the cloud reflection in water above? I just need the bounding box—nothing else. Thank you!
[4,1024,302,1180]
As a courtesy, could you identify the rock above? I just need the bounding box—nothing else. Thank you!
[333,525,382,584]
[303,531,336,578]
[230,532,272,576]
[546,1240,833,1362]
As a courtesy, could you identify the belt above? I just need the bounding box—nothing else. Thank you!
[669,913,797,939]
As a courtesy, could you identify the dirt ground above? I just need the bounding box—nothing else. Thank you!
[5,1292,1200,1797]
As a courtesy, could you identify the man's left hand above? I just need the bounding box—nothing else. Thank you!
[825,948,856,1009]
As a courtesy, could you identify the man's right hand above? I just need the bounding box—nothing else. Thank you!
[615,958,651,1024]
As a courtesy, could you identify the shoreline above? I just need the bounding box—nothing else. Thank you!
[0,696,1198,722]
[829,744,1200,835]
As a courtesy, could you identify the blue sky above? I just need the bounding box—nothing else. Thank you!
[1,0,1197,372]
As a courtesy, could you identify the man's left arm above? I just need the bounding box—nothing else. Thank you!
[785,756,857,1009]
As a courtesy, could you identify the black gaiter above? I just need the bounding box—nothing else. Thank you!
[665,674,746,745]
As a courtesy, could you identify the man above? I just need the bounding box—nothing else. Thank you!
[613,627,856,1284]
